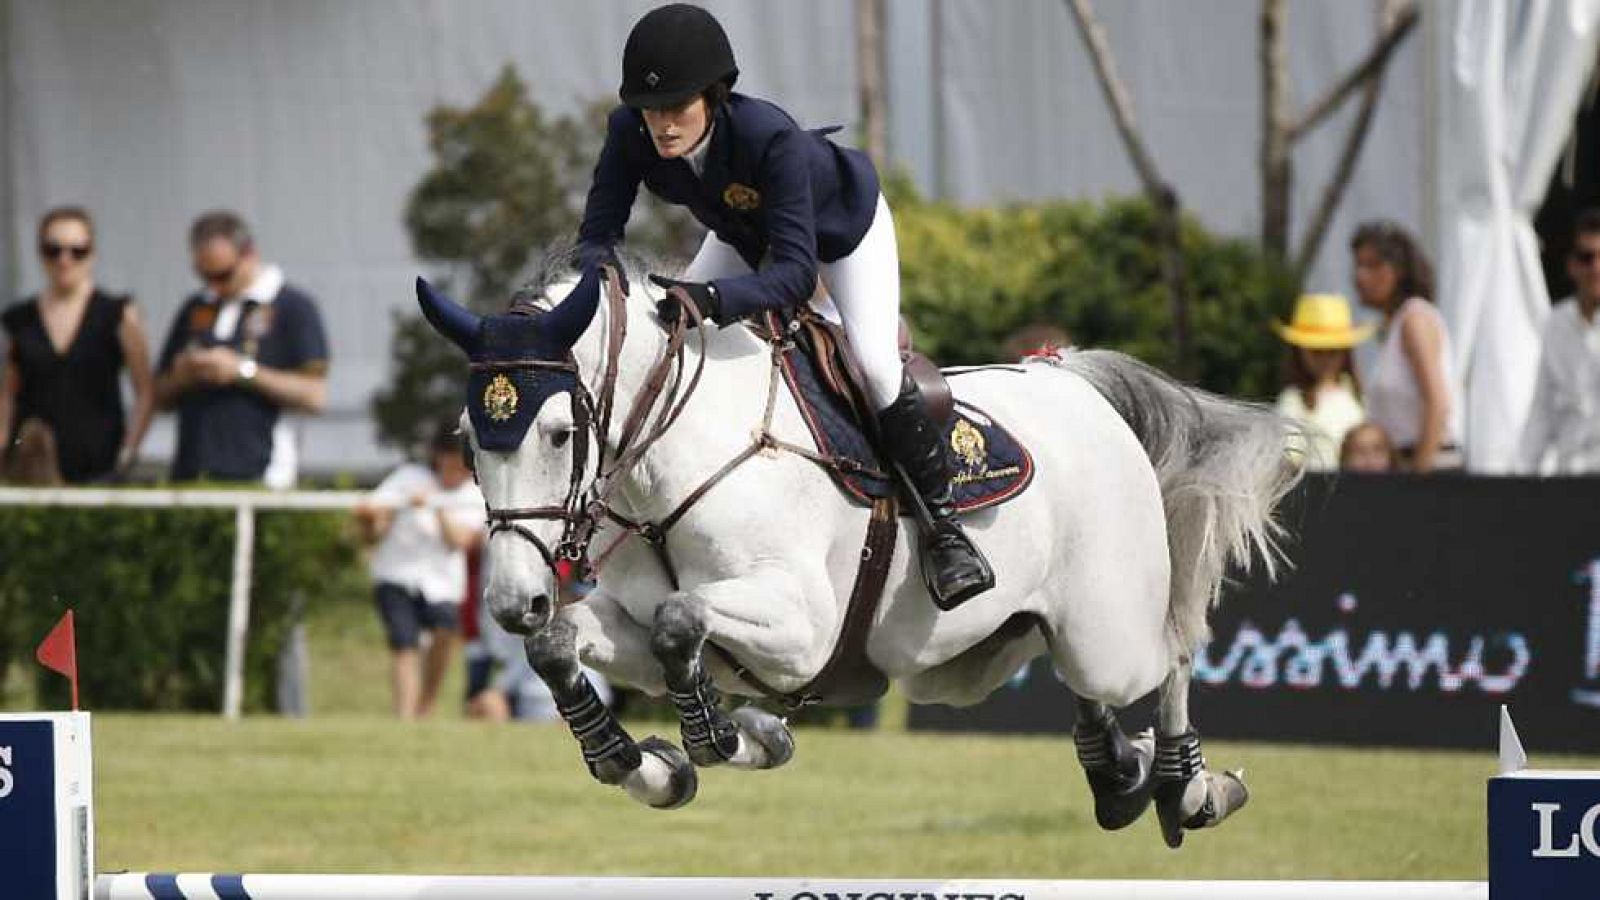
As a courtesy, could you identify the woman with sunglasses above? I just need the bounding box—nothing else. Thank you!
[0,207,155,482]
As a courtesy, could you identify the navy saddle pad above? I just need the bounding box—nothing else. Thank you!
[772,331,1035,513]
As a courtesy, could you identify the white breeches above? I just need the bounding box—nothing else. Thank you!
[682,193,905,410]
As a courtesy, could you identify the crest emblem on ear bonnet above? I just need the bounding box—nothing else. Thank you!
[413,269,602,450]
[483,374,520,422]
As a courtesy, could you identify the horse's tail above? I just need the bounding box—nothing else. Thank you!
[1041,349,1305,655]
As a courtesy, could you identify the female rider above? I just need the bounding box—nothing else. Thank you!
[577,3,991,609]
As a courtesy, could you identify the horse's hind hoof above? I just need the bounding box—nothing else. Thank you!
[625,736,699,810]
[1085,729,1154,831]
[730,706,795,770]
[1154,769,1250,849]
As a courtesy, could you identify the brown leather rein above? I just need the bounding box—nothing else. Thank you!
[480,268,893,708]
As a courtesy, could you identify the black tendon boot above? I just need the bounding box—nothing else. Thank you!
[877,374,995,609]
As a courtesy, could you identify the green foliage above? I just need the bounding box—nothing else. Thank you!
[376,67,695,453]
[892,179,1295,399]
[0,506,363,712]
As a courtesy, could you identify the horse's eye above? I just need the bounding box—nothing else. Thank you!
[551,429,572,449]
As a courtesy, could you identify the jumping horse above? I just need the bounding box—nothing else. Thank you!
[415,259,1301,847]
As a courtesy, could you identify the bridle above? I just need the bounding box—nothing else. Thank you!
[475,267,882,594]
[470,267,903,709]
[472,269,709,586]
[473,356,596,577]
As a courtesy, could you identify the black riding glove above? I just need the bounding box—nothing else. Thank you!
[597,249,630,297]
[648,274,723,327]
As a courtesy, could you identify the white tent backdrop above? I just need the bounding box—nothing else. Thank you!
[3,1,1573,476]
[1434,0,1600,473]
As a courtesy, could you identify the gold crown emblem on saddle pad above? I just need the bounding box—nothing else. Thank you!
[483,373,520,422]
[951,418,987,470]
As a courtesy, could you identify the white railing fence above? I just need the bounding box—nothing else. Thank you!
[0,487,365,719]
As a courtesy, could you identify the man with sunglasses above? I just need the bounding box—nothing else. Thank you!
[154,211,328,486]
[1521,208,1600,474]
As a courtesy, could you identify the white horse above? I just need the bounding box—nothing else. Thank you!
[416,259,1301,847]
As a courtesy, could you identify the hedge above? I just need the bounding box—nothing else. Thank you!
[891,178,1296,400]
[0,505,363,712]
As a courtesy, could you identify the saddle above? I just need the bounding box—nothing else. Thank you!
[753,309,1035,514]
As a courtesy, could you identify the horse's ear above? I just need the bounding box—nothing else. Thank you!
[415,277,481,354]
[539,267,602,351]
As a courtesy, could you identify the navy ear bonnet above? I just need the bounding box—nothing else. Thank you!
[414,270,600,452]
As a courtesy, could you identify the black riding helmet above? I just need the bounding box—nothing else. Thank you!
[619,3,738,109]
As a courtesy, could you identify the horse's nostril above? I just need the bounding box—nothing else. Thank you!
[521,595,552,630]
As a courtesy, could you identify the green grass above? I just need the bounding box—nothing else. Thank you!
[93,715,1584,879]
[61,596,1600,879]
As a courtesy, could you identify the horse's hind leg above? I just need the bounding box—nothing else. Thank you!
[1152,659,1249,848]
[525,609,697,809]
[651,595,795,771]
[1073,697,1155,830]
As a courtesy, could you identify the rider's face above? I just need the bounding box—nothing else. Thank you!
[642,96,709,159]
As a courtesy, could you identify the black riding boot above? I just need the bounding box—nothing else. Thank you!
[877,374,995,610]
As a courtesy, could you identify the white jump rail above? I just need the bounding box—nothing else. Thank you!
[0,487,365,720]
[94,874,1489,900]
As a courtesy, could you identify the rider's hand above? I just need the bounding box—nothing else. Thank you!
[648,275,723,327]
[598,249,631,297]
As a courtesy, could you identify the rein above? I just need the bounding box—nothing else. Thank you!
[481,268,891,708]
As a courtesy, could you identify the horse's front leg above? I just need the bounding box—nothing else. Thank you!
[526,608,697,809]
[649,571,814,771]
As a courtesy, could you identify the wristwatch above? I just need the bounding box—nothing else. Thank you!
[237,357,259,383]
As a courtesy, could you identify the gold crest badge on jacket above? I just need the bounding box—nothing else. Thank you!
[722,183,761,211]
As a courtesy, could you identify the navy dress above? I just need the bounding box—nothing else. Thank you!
[577,93,881,319]
[2,290,130,482]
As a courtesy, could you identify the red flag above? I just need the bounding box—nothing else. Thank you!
[35,611,79,711]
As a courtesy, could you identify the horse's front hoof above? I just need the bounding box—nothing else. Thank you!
[730,705,796,770]
[624,736,699,810]
[1086,729,1154,831]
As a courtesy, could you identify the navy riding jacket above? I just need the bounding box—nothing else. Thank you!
[577,93,881,321]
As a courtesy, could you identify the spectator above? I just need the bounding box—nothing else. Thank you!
[464,573,612,723]
[3,419,63,485]
[1350,221,1463,472]
[1001,322,1074,362]
[354,424,484,720]
[1519,208,1600,474]
[1,207,155,483]
[1271,293,1372,471]
[1340,422,1397,474]
[154,211,327,486]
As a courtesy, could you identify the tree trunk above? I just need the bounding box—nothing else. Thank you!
[856,0,889,170]
[1066,0,1193,378]
[1286,0,1418,282]
[1260,0,1292,263]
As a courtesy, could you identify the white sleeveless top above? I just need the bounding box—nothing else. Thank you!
[1275,380,1365,472]
[1365,298,1463,449]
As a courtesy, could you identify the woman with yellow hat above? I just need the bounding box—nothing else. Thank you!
[1272,293,1375,471]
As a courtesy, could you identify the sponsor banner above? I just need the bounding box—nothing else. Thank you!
[1489,772,1600,899]
[909,475,1600,752]
[0,718,57,899]
[0,713,93,900]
